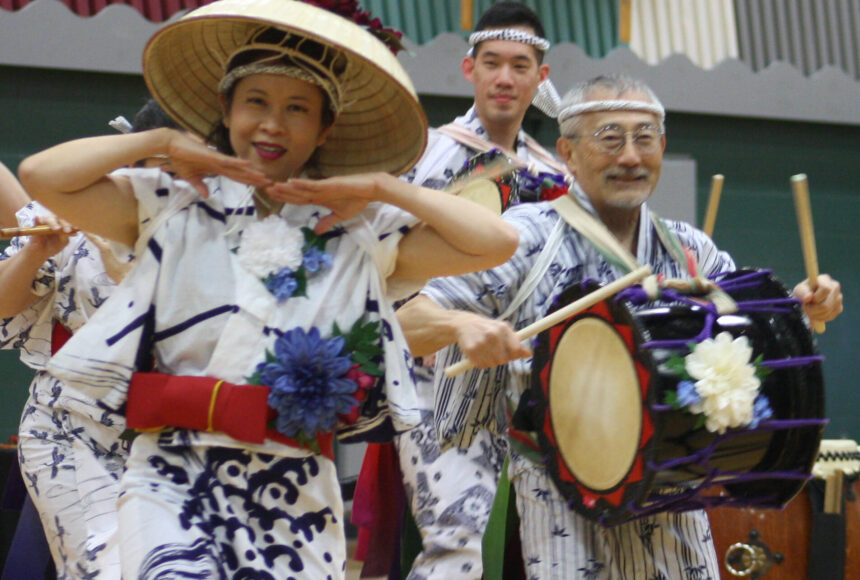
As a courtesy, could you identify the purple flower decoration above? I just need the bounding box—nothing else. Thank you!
[264,267,299,302]
[749,394,774,429]
[257,327,358,437]
[303,247,333,274]
[676,380,702,407]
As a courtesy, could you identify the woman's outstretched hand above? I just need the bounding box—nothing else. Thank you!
[164,131,271,199]
[265,174,382,233]
[86,233,133,284]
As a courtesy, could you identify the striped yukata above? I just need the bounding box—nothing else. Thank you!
[422,185,733,579]
[1,202,129,580]
[395,106,565,580]
[45,168,422,579]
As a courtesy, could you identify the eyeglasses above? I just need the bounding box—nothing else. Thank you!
[580,124,663,155]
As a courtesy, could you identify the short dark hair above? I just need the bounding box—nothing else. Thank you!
[475,1,546,38]
[131,98,180,133]
[472,2,547,63]
[130,98,181,168]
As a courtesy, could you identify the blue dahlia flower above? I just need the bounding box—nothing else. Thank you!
[303,247,333,274]
[265,267,299,302]
[257,327,358,437]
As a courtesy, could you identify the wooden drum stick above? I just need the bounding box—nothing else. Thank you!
[702,174,724,238]
[619,0,633,44]
[460,0,473,30]
[444,265,652,377]
[0,225,75,239]
[791,174,825,334]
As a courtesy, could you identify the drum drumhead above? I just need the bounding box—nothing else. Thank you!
[550,316,642,491]
[458,178,503,215]
[527,280,657,525]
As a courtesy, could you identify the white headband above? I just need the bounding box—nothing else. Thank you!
[559,100,665,122]
[109,116,133,134]
[532,79,664,121]
[467,28,550,56]
[558,100,665,136]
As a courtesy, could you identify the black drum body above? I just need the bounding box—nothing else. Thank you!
[525,269,826,526]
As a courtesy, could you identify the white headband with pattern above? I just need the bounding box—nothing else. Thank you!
[531,79,665,131]
[109,116,133,134]
[558,100,665,136]
[467,28,550,56]
[559,100,665,123]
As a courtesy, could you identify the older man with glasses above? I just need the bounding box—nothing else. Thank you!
[397,74,843,578]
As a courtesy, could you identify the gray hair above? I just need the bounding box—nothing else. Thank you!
[558,74,666,138]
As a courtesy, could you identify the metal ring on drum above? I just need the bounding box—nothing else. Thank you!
[524,268,828,526]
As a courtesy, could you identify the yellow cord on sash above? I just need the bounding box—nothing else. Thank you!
[207,380,224,432]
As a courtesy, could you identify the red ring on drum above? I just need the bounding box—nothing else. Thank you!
[533,286,656,521]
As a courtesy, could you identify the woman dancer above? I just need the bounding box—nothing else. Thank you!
[0,100,180,579]
[18,0,518,577]
[0,178,127,580]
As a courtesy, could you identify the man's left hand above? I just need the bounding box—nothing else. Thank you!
[793,274,843,325]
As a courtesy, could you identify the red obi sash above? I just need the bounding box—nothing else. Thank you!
[51,322,72,355]
[126,372,334,460]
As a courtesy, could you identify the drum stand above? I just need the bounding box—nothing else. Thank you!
[708,439,859,579]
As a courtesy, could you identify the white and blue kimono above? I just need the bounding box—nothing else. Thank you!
[395,106,569,580]
[422,185,735,579]
[1,202,129,580]
[46,168,422,579]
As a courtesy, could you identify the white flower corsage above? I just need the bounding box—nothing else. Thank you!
[664,331,773,434]
[237,216,336,302]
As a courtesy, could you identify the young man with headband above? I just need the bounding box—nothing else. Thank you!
[392,3,566,578]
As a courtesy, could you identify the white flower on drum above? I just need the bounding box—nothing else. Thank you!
[683,332,761,434]
[237,216,304,278]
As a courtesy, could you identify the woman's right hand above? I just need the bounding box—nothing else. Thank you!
[162,130,271,199]
[21,214,74,260]
[86,233,133,284]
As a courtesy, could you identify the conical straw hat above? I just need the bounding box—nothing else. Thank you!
[143,0,427,176]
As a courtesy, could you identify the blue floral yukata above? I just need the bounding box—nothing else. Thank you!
[1,202,129,579]
[396,106,566,580]
[422,185,733,579]
[45,168,422,579]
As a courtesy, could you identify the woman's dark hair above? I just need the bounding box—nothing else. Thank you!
[132,98,180,133]
[131,98,181,168]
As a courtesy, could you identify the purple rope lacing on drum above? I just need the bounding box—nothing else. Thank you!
[572,270,826,524]
[616,270,812,352]
[645,418,828,473]
[760,355,823,368]
[598,472,785,524]
[612,462,811,522]
[584,416,829,523]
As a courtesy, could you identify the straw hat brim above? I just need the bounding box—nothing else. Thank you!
[143,0,427,176]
